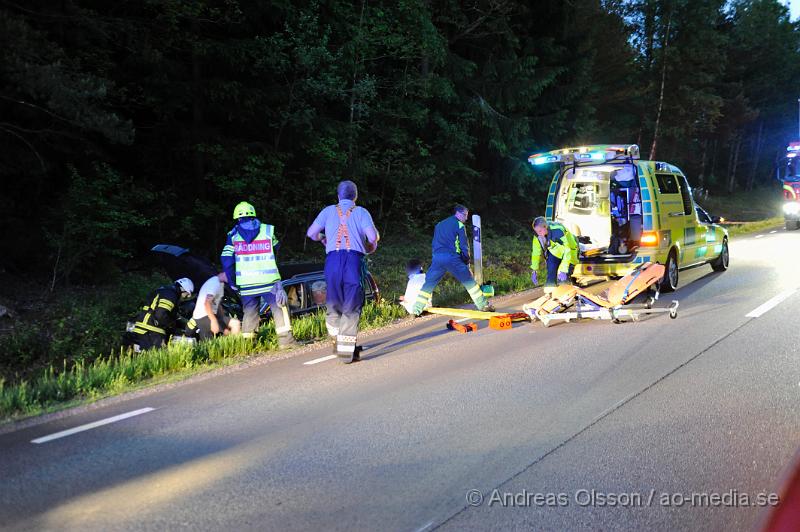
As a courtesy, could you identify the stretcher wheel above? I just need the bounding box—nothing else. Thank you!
[645,297,654,310]
[669,308,678,319]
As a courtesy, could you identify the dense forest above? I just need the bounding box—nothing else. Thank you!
[2,0,799,285]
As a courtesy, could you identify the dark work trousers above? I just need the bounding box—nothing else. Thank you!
[545,251,575,287]
[414,253,487,313]
[324,250,365,355]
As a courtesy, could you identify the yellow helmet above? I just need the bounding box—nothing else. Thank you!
[233,201,256,220]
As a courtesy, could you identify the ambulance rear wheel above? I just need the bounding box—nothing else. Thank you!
[661,251,679,293]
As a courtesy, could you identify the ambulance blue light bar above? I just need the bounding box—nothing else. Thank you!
[528,144,640,166]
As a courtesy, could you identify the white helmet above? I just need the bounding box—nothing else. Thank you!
[176,277,194,297]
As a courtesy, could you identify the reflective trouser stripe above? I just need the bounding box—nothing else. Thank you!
[326,323,339,337]
[133,322,166,334]
[275,304,292,335]
[242,332,255,339]
[464,282,487,309]
[415,290,432,305]
[336,335,357,353]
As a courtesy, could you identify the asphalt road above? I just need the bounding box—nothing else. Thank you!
[1,227,799,532]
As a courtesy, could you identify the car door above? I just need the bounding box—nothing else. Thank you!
[654,172,694,265]
[675,173,703,265]
[694,205,719,261]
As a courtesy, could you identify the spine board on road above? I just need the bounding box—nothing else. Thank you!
[426,307,505,320]
[522,262,679,326]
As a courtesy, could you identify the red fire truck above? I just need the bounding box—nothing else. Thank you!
[780,142,800,230]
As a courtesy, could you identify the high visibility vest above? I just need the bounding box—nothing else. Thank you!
[530,222,578,273]
[232,224,281,287]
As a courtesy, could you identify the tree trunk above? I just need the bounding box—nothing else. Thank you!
[746,120,763,191]
[191,20,204,187]
[347,0,367,166]
[727,132,742,194]
[698,137,708,187]
[710,137,719,182]
[649,6,673,161]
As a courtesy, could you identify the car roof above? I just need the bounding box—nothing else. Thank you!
[150,244,325,284]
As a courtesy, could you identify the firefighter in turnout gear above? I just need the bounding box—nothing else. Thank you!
[220,201,298,348]
[530,216,579,293]
[128,277,194,351]
[411,205,494,315]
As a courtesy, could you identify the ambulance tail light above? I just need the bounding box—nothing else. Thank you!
[640,232,659,246]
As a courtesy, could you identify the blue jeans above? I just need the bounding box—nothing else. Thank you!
[545,252,575,287]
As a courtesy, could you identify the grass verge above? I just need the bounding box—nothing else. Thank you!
[0,299,409,422]
[724,217,784,237]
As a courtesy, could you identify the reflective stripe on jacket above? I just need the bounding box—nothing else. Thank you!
[133,286,180,337]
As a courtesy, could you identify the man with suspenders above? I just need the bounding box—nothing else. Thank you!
[306,181,379,363]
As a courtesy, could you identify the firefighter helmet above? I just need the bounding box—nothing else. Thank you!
[233,201,256,220]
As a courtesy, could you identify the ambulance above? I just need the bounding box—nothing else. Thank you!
[529,144,729,291]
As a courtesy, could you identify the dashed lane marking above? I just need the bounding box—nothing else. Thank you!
[31,408,155,444]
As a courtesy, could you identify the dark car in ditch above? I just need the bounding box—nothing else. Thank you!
[148,244,381,329]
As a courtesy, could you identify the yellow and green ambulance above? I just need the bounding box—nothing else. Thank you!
[529,144,729,291]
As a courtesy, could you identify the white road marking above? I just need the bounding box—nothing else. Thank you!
[303,354,337,365]
[746,288,798,318]
[31,408,155,444]
[415,521,434,532]
[755,234,764,239]
[770,230,778,234]
[455,317,471,323]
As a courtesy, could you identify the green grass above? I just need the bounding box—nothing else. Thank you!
[700,186,783,222]
[0,300,408,421]
[724,217,784,237]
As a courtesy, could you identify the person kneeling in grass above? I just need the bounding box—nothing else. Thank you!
[400,259,429,315]
[186,273,240,340]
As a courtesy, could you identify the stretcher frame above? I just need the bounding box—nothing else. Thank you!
[523,261,679,327]
[533,296,679,327]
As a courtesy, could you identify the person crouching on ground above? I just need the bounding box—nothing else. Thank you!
[530,216,578,294]
[401,259,428,314]
[185,272,240,340]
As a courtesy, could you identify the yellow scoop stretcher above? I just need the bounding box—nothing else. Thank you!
[523,262,679,327]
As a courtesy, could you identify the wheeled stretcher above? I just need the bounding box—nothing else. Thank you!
[522,262,679,327]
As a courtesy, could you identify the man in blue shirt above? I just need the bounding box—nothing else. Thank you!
[306,180,379,363]
[411,205,493,315]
